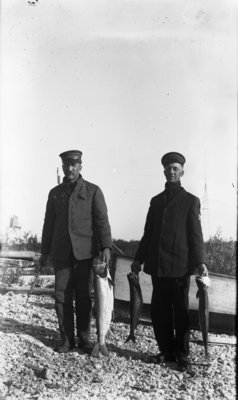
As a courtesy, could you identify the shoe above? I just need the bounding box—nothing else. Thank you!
[151,352,177,364]
[78,339,92,354]
[77,337,90,347]
[79,343,92,355]
[77,331,91,351]
[77,331,90,343]
[177,357,190,372]
[56,339,75,353]
[165,353,177,363]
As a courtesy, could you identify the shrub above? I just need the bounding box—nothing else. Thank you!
[113,239,139,258]
[1,268,24,287]
[29,277,44,288]
[113,234,236,277]
[205,232,236,276]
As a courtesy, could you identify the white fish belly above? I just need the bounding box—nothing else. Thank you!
[95,275,114,345]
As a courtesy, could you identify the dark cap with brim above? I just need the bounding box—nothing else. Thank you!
[59,150,82,164]
[161,152,186,167]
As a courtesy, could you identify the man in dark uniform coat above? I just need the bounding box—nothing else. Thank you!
[39,150,112,353]
[131,152,208,371]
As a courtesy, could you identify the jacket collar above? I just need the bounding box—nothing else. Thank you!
[163,186,185,207]
[165,181,181,192]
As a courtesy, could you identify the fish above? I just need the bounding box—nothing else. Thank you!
[125,272,143,343]
[91,261,114,357]
[196,275,210,358]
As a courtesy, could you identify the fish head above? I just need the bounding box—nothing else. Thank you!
[93,260,107,277]
[93,259,114,286]
[127,272,140,284]
[196,276,210,300]
[196,275,211,289]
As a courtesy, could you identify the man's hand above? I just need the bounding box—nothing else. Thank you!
[39,254,48,269]
[196,263,208,276]
[131,260,141,274]
[102,248,111,265]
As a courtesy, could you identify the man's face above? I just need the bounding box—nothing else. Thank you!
[62,161,82,183]
[164,162,184,183]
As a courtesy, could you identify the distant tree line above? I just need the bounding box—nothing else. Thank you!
[3,230,236,276]
[205,232,236,276]
[4,232,41,252]
[113,232,236,277]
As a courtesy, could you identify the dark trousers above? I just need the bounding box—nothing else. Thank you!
[53,258,93,344]
[151,276,190,357]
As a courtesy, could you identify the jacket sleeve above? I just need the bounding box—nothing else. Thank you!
[92,187,112,249]
[187,196,206,270]
[134,200,153,264]
[40,191,55,255]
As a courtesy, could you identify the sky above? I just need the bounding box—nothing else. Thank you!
[0,0,237,242]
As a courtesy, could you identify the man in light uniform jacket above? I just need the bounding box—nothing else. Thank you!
[131,152,208,371]
[39,150,112,353]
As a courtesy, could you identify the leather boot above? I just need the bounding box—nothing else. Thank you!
[56,338,75,353]
[77,331,91,354]
[177,355,190,371]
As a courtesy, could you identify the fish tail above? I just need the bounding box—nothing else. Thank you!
[106,328,113,338]
[201,330,209,357]
[125,334,136,343]
[91,342,108,357]
[204,341,209,359]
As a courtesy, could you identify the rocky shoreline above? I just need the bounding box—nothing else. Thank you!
[0,292,236,400]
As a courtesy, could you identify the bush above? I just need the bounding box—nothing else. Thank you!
[1,268,24,287]
[205,232,236,276]
[29,277,44,288]
[113,239,139,258]
[4,232,41,252]
[113,234,236,277]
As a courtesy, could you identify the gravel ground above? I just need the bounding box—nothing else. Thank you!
[0,291,236,400]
